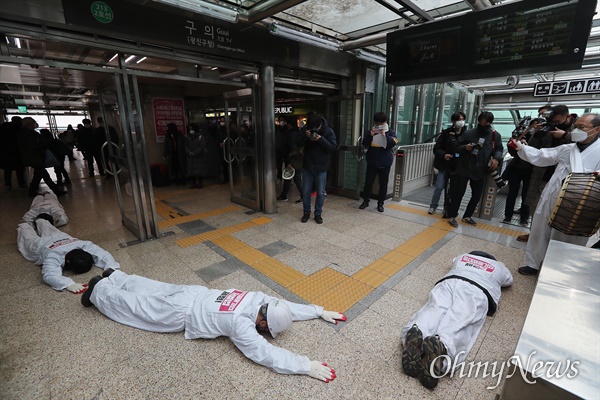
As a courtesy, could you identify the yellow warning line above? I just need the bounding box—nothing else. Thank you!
[159,205,242,228]
[386,203,526,236]
[154,201,184,220]
[175,216,273,248]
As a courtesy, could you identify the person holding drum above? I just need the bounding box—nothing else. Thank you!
[510,113,600,276]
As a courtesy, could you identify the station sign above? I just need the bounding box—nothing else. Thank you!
[533,79,600,97]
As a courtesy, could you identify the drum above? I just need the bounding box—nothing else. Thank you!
[549,173,600,237]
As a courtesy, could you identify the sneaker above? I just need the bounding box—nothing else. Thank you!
[276,195,288,201]
[81,276,104,307]
[518,266,539,276]
[311,192,317,197]
[516,234,529,242]
[461,217,477,226]
[301,212,311,223]
[402,324,424,378]
[520,219,529,227]
[419,335,447,389]
[359,200,369,209]
[428,208,435,215]
[502,217,512,223]
[314,215,323,224]
[295,198,302,203]
[448,218,458,228]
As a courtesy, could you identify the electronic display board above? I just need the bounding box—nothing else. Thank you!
[386,0,596,86]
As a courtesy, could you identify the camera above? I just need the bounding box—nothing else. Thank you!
[471,137,485,156]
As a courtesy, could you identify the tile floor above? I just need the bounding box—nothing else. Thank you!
[0,161,549,400]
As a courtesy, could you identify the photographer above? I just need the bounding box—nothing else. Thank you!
[446,112,503,228]
[296,113,337,224]
[427,111,466,216]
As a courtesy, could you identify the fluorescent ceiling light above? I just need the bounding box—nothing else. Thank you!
[269,22,340,52]
[136,57,147,64]
[109,53,118,62]
[354,50,386,66]
[125,55,136,63]
[153,0,238,23]
[211,66,218,70]
[14,38,21,49]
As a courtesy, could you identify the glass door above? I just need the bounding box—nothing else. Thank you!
[223,88,260,210]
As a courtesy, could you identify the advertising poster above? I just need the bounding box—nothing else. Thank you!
[152,98,185,143]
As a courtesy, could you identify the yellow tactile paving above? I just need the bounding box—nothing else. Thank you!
[312,278,373,312]
[367,258,406,277]
[352,268,388,288]
[288,268,346,302]
[158,205,241,228]
[175,217,273,248]
[154,201,184,220]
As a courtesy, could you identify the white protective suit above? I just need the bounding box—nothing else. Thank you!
[17,219,120,291]
[90,270,324,375]
[401,253,513,368]
[21,192,69,227]
[518,139,600,270]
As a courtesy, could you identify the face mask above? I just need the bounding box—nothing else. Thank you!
[219,122,225,126]
[455,120,465,128]
[189,130,195,135]
[570,128,591,142]
[280,122,286,127]
[477,124,489,132]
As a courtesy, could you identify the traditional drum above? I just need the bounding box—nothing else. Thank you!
[549,173,600,237]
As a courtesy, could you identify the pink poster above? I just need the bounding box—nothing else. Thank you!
[152,98,185,142]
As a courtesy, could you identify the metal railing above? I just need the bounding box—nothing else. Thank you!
[397,142,435,195]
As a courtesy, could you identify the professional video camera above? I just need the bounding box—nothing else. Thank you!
[512,116,548,139]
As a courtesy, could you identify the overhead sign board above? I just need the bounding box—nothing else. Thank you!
[534,79,600,96]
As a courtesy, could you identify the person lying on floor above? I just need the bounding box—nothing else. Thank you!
[21,191,69,227]
[81,269,347,382]
[400,251,513,389]
[17,218,120,293]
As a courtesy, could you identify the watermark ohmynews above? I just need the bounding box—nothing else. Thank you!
[431,351,581,390]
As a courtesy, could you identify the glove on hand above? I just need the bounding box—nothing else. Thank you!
[66,283,87,294]
[320,310,347,324]
[308,360,336,382]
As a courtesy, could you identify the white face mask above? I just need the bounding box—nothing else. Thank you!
[189,130,195,135]
[455,120,465,128]
[220,122,225,126]
[570,128,592,142]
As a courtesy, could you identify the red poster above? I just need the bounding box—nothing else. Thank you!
[152,98,185,142]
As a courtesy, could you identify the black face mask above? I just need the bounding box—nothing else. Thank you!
[477,124,490,133]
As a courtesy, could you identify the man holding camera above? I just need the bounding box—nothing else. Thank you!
[446,112,503,228]
[296,113,337,224]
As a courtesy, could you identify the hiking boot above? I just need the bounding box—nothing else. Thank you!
[359,200,369,209]
[461,217,477,226]
[448,218,458,228]
[301,212,311,223]
[518,266,539,276]
[419,335,447,389]
[402,324,423,378]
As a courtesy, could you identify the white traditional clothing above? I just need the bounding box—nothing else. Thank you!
[402,254,513,368]
[518,139,600,269]
[17,219,120,290]
[21,192,69,227]
[91,270,323,375]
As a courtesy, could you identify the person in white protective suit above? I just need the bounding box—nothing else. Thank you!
[510,113,600,276]
[17,218,120,293]
[400,251,513,389]
[80,269,347,382]
[21,191,69,227]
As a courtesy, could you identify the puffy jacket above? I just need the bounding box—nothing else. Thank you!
[453,126,503,181]
[295,117,337,173]
[433,126,465,171]
[363,128,398,168]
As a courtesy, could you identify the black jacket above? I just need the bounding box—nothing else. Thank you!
[295,117,337,173]
[433,125,465,171]
[453,126,503,181]
[18,127,51,168]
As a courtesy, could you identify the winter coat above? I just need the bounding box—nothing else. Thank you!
[433,126,465,172]
[453,126,503,181]
[185,132,208,177]
[295,117,337,173]
[0,121,23,169]
[362,127,398,168]
[18,127,51,168]
[163,130,187,175]
[283,127,303,170]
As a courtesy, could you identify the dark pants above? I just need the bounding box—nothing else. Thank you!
[448,174,485,219]
[29,166,62,196]
[4,166,26,188]
[85,148,105,176]
[505,169,531,222]
[280,169,303,199]
[363,165,391,205]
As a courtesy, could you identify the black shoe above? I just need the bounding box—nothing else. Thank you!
[295,198,303,204]
[359,200,369,209]
[89,173,95,177]
[377,204,384,213]
[102,268,115,278]
[448,218,458,228]
[461,217,477,226]
[402,324,424,378]
[277,195,288,201]
[518,266,539,276]
[301,212,311,223]
[314,215,323,224]
[502,217,512,223]
[419,335,447,389]
[81,276,104,307]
